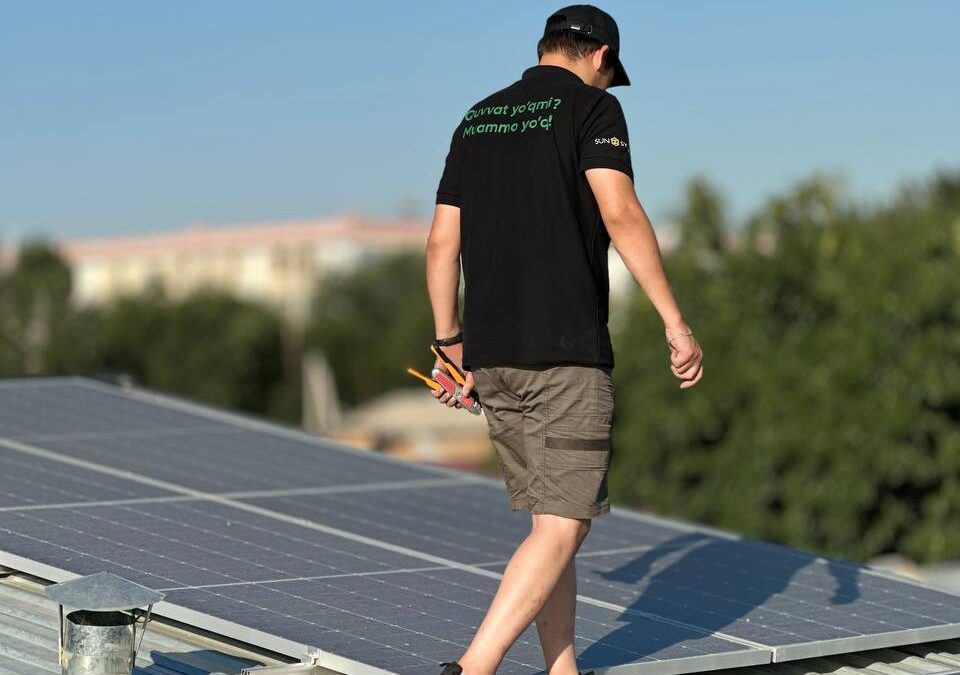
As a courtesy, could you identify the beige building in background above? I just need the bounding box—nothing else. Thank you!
[53,213,431,326]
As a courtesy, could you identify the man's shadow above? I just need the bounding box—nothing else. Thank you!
[576,531,861,671]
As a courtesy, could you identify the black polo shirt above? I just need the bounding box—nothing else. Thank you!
[436,64,633,371]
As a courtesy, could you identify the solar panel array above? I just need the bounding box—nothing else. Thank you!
[1,377,958,675]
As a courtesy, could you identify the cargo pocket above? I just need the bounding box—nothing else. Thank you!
[544,412,612,470]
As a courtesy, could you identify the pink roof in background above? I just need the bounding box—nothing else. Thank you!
[1,214,684,270]
[52,214,429,262]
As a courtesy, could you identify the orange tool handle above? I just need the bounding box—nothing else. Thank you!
[406,367,441,390]
[430,344,466,385]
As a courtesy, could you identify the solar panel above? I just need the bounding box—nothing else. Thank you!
[0,377,226,438]
[0,376,957,675]
[33,428,445,492]
[160,570,761,675]
[0,477,763,674]
[0,449,175,508]
[500,540,960,659]
[236,484,721,566]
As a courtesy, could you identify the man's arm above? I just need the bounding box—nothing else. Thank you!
[426,203,462,339]
[585,167,703,388]
[425,203,475,405]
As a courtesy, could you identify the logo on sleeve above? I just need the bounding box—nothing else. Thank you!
[594,136,628,149]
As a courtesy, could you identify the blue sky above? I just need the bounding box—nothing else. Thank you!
[2,1,958,242]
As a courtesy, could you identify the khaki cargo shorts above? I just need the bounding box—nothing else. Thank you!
[472,364,615,520]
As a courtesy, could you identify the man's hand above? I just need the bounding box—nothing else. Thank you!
[666,325,703,389]
[429,342,476,409]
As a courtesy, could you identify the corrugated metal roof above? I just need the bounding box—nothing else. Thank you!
[0,572,293,675]
[701,640,960,675]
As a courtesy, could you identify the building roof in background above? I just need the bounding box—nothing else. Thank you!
[7,216,688,263]
[55,213,429,261]
[0,213,430,272]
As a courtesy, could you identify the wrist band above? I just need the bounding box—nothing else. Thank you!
[667,329,693,344]
[433,331,463,347]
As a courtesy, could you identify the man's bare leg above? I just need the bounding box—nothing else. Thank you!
[535,548,579,675]
[456,514,591,675]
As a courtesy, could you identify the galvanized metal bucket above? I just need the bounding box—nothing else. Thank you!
[61,609,140,675]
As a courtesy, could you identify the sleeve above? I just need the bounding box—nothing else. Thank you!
[578,93,633,180]
[436,122,464,207]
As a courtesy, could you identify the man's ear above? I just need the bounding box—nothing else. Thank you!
[592,44,610,73]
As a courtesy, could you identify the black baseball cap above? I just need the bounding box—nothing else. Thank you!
[543,4,630,87]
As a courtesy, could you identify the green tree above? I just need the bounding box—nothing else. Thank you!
[306,251,435,407]
[672,174,727,268]
[0,240,73,375]
[610,167,960,564]
[112,289,289,415]
[46,284,295,420]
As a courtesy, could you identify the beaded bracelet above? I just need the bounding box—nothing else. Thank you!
[667,329,694,345]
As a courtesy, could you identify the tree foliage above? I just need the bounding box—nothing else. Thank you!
[609,167,960,563]
[93,288,290,415]
[0,250,295,420]
[305,251,435,407]
[0,240,73,374]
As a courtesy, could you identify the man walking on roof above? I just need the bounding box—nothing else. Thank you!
[425,5,704,674]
